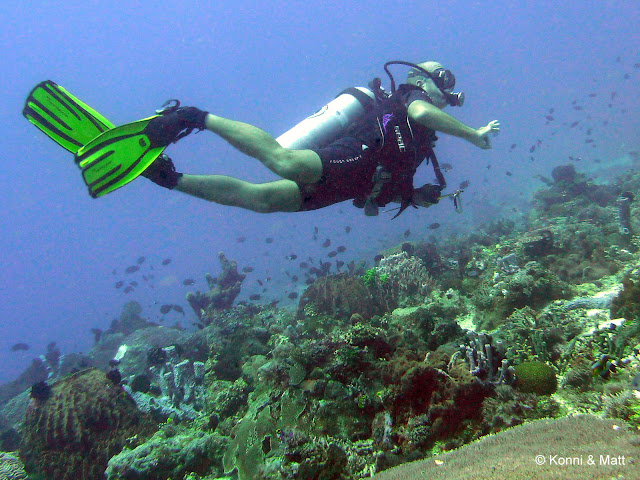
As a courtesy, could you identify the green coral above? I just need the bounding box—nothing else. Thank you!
[362,268,388,288]
[514,361,558,396]
[222,388,306,480]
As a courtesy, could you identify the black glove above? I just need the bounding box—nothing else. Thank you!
[413,183,442,206]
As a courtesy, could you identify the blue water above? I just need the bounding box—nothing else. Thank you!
[0,0,638,384]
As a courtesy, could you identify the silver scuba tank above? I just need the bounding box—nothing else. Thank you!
[275,87,375,150]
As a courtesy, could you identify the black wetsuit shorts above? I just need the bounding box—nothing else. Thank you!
[297,137,377,211]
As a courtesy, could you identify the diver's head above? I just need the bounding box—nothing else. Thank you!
[407,61,465,108]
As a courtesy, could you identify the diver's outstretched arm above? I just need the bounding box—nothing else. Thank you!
[408,100,500,149]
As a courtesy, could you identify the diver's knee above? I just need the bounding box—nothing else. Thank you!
[271,149,309,181]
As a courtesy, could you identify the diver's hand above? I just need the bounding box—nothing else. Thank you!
[413,183,441,207]
[474,120,500,149]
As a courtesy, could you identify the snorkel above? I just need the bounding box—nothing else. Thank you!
[383,60,465,107]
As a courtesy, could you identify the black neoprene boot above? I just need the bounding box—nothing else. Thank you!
[145,105,209,148]
[141,154,183,190]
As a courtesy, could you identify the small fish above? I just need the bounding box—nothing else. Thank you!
[337,246,346,253]
[573,106,583,111]
[114,281,124,289]
[236,236,247,243]
[299,262,309,269]
[182,279,195,286]
[129,281,138,287]
[611,91,617,100]
[125,265,140,274]
[242,266,254,273]
[345,226,351,233]
[589,93,598,97]
[160,304,173,314]
[10,342,29,352]
[257,279,264,286]
[136,256,146,265]
[403,229,411,238]
[314,226,319,234]
[161,258,172,265]
[291,275,298,282]
[587,128,592,135]
[585,139,593,143]
[441,162,453,172]
[322,239,331,248]
[327,251,337,258]
[529,145,536,153]
[459,180,470,190]
[249,294,261,301]
[548,108,555,114]
[286,254,298,260]
[569,121,580,128]
[173,305,185,315]
[288,292,299,300]
[624,73,630,79]
[545,115,554,121]
[123,286,134,294]
[428,223,440,230]
[509,143,517,150]
[336,260,344,269]
[265,237,274,244]
[506,171,513,176]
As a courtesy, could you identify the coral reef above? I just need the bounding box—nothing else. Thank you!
[126,345,207,421]
[513,361,558,396]
[296,273,384,320]
[186,251,246,322]
[374,251,438,309]
[472,261,571,330]
[105,426,227,480]
[370,416,640,479]
[20,368,156,480]
[5,165,640,480]
[0,451,27,480]
[106,301,159,336]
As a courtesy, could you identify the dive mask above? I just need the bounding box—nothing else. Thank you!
[429,68,465,106]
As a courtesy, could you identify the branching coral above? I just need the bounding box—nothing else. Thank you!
[372,252,438,309]
[186,252,246,321]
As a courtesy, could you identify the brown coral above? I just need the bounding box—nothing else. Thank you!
[187,252,246,320]
[296,274,384,320]
[20,368,155,480]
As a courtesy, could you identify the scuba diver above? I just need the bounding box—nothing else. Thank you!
[23,61,499,218]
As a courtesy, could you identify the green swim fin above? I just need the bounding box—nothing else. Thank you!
[23,80,115,154]
[74,116,167,198]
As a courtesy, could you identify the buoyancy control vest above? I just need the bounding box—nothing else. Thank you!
[345,82,441,217]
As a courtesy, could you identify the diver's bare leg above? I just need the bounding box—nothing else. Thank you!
[203,114,323,184]
[175,176,302,213]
